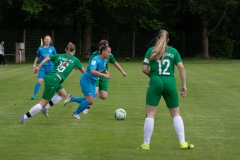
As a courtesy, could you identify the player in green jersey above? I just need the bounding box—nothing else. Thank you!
[19,42,85,124]
[137,30,194,150]
[82,39,127,114]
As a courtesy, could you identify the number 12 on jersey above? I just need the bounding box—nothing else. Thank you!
[157,59,170,75]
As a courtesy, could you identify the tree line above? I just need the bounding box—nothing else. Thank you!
[1,0,240,59]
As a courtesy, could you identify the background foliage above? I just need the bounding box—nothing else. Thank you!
[0,0,240,59]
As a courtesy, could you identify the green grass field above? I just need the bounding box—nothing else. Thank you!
[0,60,240,160]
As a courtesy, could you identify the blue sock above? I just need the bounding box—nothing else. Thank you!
[71,97,85,103]
[74,100,91,114]
[33,83,41,96]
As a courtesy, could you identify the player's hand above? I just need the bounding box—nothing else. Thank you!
[33,67,39,74]
[105,72,112,79]
[122,71,127,77]
[33,64,36,69]
[181,87,187,98]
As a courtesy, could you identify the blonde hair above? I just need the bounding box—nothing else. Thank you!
[62,42,76,66]
[150,30,169,60]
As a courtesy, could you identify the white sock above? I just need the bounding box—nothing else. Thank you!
[45,94,63,109]
[173,116,185,143]
[143,117,154,145]
[28,104,42,117]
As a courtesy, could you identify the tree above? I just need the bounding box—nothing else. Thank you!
[188,0,240,58]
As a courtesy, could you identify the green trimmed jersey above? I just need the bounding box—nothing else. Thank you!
[142,46,182,77]
[89,51,116,72]
[49,53,83,82]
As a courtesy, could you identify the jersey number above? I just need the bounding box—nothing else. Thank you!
[157,59,170,75]
[57,61,68,72]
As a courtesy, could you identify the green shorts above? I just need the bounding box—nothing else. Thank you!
[42,73,63,101]
[95,76,109,92]
[146,75,179,108]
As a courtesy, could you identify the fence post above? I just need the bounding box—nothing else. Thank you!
[132,31,135,58]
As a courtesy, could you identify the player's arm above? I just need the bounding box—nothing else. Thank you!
[33,57,39,69]
[177,62,187,97]
[113,62,126,77]
[142,64,149,76]
[79,67,85,73]
[33,56,51,74]
[90,70,111,79]
[142,56,150,76]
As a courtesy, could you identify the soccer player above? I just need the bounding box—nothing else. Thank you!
[31,35,57,99]
[63,43,112,119]
[137,30,194,149]
[82,40,126,114]
[19,42,85,124]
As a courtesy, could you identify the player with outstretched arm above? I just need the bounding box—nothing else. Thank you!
[19,42,85,123]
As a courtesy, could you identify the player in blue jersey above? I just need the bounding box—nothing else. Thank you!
[63,43,112,119]
[82,39,127,114]
[31,35,57,99]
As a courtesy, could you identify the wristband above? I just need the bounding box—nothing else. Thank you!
[182,84,186,87]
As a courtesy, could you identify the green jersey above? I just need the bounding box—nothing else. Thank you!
[89,51,116,71]
[49,53,83,82]
[142,46,182,77]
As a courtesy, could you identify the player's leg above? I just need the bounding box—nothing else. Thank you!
[42,85,66,117]
[31,67,46,99]
[163,77,194,149]
[98,76,109,100]
[138,76,163,150]
[72,77,94,119]
[20,73,60,123]
[83,79,100,114]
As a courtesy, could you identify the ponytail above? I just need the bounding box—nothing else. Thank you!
[62,42,75,66]
[150,30,169,60]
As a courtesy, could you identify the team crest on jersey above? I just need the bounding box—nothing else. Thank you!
[91,60,96,65]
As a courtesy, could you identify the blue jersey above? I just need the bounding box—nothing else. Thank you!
[36,46,57,66]
[85,55,108,81]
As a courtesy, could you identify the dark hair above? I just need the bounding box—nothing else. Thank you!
[99,44,110,54]
[98,40,109,50]
[62,42,76,66]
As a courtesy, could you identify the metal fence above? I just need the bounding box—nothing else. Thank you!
[0,29,239,63]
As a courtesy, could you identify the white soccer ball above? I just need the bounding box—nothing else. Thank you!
[114,108,126,120]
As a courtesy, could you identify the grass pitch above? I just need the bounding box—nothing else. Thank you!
[0,60,239,160]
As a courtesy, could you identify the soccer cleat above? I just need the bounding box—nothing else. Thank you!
[19,116,28,124]
[137,144,150,150]
[31,96,36,100]
[180,142,194,149]
[42,108,49,117]
[72,114,80,119]
[82,106,91,114]
[64,94,72,106]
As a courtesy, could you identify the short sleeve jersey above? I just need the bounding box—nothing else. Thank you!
[89,51,116,71]
[142,46,182,77]
[86,55,109,80]
[37,46,57,66]
[49,53,83,82]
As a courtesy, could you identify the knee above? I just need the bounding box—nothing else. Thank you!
[99,94,108,100]
[37,80,43,84]
[60,93,67,99]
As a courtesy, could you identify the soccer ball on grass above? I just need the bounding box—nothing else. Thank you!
[114,108,126,120]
